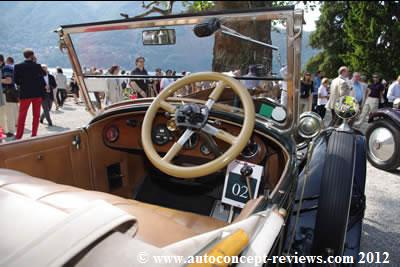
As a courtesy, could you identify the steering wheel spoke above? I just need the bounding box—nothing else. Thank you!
[207,81,225,109]
[159,100,176,113]
[162,129,193,162]
[202,123,238,145]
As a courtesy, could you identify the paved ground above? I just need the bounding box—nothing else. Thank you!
[4,98,399,265]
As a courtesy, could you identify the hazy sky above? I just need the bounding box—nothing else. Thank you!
[296,2,321,31]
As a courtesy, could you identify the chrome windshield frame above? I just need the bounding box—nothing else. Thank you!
[56,6,303,133]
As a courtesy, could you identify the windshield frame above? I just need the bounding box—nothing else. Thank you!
[56,6,303,133]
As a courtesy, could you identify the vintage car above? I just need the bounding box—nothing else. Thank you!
[0,6,367,266]
[366,98,400,171]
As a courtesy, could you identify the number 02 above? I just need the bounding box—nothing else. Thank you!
[232,183,249,199]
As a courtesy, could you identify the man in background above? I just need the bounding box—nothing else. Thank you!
[312,70,322,111]
[351,72,365,107]
[0,55,6,135]
[326,66,351,126]
[129,56,148,98]
[242,65,260,90]
[387,75,400,106]
[14,48,45,139]
[1,57,19,137]
[40,64,57,126]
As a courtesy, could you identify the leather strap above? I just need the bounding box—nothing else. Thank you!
[2,200,136,267]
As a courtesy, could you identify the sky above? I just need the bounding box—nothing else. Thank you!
[295,2,321,31]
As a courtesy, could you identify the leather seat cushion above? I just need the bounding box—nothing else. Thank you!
[0,169,226,247]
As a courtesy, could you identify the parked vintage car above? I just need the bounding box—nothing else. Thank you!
[0,7,367,266]
[366,98,400,171]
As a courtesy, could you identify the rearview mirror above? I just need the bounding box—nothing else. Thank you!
[142,29,176,45]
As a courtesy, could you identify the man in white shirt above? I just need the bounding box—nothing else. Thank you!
[387,76,400,106]
[326,66,352,126]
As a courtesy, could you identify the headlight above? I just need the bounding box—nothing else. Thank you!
[298,112,323,139]
[334,96,360,119]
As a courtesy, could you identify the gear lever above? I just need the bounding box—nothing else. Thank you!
[240,164,254,200]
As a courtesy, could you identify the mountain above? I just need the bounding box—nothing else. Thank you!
[0,2,319,73]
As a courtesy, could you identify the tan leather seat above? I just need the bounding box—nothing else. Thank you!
[0,168,226,247]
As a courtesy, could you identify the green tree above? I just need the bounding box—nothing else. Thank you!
[306,1,350,78]
[343,1,400,79]
[306,1,400,80]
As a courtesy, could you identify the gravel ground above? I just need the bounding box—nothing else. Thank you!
[5,98,400,265]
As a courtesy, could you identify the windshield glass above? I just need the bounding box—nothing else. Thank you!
[65,14,291,126]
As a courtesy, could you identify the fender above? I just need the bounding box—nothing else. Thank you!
[285,129,366,257]
[368,108,400,128]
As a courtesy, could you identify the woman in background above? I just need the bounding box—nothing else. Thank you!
[316,78,329,119]
[299,72,314,113]
[69,73,80,104]
[105,65,123,105]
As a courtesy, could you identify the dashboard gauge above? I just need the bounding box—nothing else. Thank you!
[240,141,259,158]
[104,125,119,143]
[166,119,177,132]
[152,124,172,145]
[183,133,198,150]
[200,144,211,155]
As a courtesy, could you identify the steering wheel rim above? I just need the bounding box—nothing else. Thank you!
[141,72,255,179]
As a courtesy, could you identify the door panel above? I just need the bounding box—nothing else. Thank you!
[0,130,92,190]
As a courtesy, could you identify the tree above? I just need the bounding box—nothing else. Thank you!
[306,1,350,78]
[209,1,273,73]
[343,1,400,79]
[306,1,400,80]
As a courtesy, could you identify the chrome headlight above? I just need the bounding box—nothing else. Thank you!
[334,96,360,119]
[298,112,323,139]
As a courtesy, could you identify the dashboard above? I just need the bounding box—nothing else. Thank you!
[102,113,267,165]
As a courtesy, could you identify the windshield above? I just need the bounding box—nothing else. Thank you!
[58,8,302,130]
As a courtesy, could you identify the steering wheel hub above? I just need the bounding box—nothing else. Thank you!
[175,103,209,130]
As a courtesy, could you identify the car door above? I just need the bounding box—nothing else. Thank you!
[0,129,92,190]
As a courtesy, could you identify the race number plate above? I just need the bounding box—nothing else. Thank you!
[221,160,264,208]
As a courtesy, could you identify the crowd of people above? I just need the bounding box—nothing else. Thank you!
[84,56,206,109]
[299,66,400,126]
[0,49,80,140]
[2,49,400,141]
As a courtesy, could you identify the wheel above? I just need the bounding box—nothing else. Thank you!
[312,131,356,257]
[366,120,400,171]
[141,72,255,179]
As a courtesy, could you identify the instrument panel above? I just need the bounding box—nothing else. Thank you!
[103,113,267,164]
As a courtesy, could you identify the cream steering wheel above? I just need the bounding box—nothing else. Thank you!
[141,72,255,179]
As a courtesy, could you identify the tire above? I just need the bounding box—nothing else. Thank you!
[312,131,356,257]
[366,120,400,171]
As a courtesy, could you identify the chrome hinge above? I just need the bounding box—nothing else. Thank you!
[72,135,81,150]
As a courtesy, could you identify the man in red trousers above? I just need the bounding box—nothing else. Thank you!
[14,49,45,139]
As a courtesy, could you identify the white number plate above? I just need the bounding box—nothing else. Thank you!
[221,160,264,208]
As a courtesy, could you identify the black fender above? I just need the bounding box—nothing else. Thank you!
[284,129,367,260]
[368,108,400,128]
